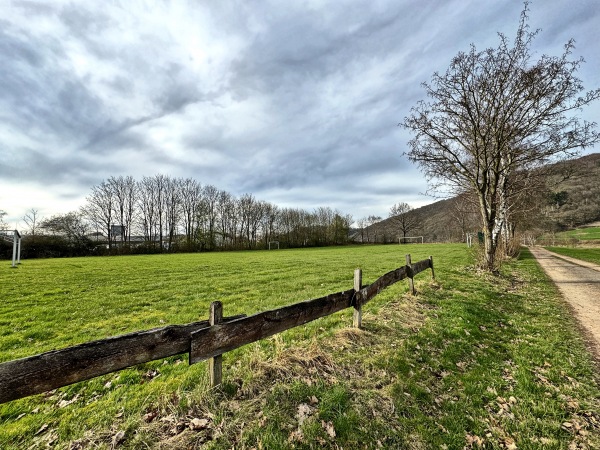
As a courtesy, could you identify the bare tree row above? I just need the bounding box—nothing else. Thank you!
[39,175,353,253]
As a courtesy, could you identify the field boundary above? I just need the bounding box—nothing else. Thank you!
[0,254,434,404]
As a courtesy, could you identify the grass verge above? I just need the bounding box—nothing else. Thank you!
[545,246,600,266]
[553,227,600,241]
[1,245,599,448]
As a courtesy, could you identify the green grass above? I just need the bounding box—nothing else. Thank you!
[1,245,599,449]
[0,246,421,362]
[545,246,600,265]
[550,226,600,241]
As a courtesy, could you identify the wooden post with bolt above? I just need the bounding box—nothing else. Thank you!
[405,254,415,295]
[429,256,435,280]
[353,268,363,328]
[208,301,223,387]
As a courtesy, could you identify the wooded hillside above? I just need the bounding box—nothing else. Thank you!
[358,153,600,243]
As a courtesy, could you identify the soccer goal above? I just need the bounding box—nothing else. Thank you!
[2,230,22,267]
[398,236,424,244]
[268,241,280,250]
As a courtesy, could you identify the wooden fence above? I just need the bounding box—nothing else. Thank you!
[0,254,434,404]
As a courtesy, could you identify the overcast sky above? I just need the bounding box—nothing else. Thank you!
[1,0,599,227]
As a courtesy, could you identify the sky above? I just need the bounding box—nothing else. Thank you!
[1,0,599,228]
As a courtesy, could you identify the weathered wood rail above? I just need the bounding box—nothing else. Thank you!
[0,254,434,404]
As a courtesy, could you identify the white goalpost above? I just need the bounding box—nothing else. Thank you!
[398,236,424,244]
[268,241,280,250]
[466,233,474,247]
[4,230,22,268]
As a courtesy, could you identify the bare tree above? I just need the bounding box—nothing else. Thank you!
[23,208,41,238]
[402,3,599,270]
[137,176,159,246]
[164,177,181,250]
[214,190,241,249]
[82,181,114,248]
[389,202,418,241]
[356,217,368,243]
[40,212,90,247]
[258,202,278,249]
[238,194,264,249]
[449,192,480,241]
[0,210,7,231]
[330,212,352,245]
[179,178,203,247]
[202,185,220,250]
[366,215,382,243]
[108,175,136,243]
[154,174,168,250]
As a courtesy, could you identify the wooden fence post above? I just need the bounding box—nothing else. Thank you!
[429,256,435,281]
[209,301,223,387]
[353,268,363,328]
[405,254,415,295]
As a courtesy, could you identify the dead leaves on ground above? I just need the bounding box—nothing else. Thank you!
[287,397,336,444]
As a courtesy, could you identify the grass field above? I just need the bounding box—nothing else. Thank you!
[549,226,600,242]
[545,246,600,265]
[1,245,599,449]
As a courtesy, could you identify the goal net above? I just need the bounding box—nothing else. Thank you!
[398,236,424,244]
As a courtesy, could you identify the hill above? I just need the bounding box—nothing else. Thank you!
[355,153,600,243]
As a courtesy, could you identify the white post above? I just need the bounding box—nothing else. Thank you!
[11,231,19,267]
[17,234,21,264]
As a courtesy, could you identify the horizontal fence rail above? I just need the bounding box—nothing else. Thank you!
[0,317,245,404]
[0,254,434,404]
[190,290,355,363]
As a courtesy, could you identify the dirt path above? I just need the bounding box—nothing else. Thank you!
[528,246,600,363]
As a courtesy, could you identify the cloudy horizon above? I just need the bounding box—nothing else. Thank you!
[1,0,599,228]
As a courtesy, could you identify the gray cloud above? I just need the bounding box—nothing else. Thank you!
[1,0,599,224]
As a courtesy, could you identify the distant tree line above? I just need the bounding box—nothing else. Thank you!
[6,175,355,258]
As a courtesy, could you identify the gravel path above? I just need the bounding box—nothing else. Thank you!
[529,246,600,363]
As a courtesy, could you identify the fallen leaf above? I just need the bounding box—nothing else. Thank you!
[296,403,313,426]
[503,437,517,450]
[259,415,268,427]
[465,433,484,447]
[46,432,58,446]
[143,369,160,380]
[322,420,336,439]
[171,421,187,435]
[112,430,126,447]
[566,400,580,410]
[143,411,158,423]
[561,421,573,431]
[34,424,49,436]
[159,414,176,423]
[58,394,80,408]
[288,429,303,442]
[309,395,319,405]
[189,418,210,431]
